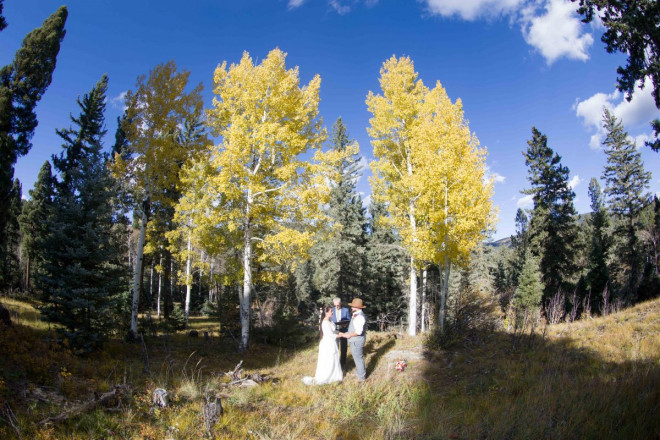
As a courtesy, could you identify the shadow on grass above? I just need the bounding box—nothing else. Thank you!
[341,333,397,378]
[365,335,396,377]
[405,328,660,440]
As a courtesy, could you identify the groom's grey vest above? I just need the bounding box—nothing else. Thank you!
[348,313,366,344]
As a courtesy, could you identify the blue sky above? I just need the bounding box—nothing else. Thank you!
[3,0,659,240]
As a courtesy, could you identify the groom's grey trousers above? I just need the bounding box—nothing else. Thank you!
[348,319,366,380]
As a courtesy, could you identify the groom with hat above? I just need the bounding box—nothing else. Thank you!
[339,298,367,381]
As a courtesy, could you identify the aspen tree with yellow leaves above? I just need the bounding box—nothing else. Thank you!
[179,48,343,350]
[367,55,495,336]
[110,61,206,340]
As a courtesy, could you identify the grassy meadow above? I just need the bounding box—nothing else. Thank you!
[0,297,658,439]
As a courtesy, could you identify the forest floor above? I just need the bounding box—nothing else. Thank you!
[0,296,658,439]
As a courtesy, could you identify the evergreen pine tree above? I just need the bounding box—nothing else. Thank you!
[586,178,610,309]
[601,109,651,299]
[0,7,67,284]
[510,208,530,286]
[19,161,55,294]
[38,75,125,352]
[310,118,367,303]
[0,178,21,288]
[365,200,407,330]
[513,250,544,318]
[522,127,579,305]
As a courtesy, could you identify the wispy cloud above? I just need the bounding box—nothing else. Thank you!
[574,78,660,149]
[485,165,506,183]
[517,194,533,208]
[422,0,523,21]
[288,0,306,9]
[330,0,352,14]
[110,91,127,110]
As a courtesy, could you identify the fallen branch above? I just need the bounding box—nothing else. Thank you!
[39,384,132,426]
[225,360,244,381]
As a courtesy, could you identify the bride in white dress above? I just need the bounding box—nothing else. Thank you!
[302,305,343,385]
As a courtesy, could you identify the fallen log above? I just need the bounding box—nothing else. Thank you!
[39,384,132,425]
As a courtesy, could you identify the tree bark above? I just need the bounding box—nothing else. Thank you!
[421,267,428,333]
[408,258,418,336]
[439,258,451,334]
[157,254,162,319]
[129,207,147,339]
[184,231,192,322]
[240,193,253,351]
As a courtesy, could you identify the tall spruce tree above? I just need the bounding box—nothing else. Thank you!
[311,118,367,303]
[365,200,407,330]
[522,127,579,304]
[510,208,530,286]
[38,75,124,352]
[601,109,651,299]
[0,7,67,288]
[586,178,610,309]
[0,178,21,288]
[19,161,55,294]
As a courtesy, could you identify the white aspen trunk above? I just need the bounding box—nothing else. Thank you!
[240,192,253,351]
[421,268,428,333]
[147,260,153,320]
[408,258,418,336]
[184,231,192,322]
[439,258,451,334]
[209,260,214,303]
[408,198,418,336]
[157,255,162,319]
[199,251,203,301]
[130,208,147,338]
[439,184,451,334]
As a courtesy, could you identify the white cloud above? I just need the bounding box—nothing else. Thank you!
[420,0,595,64]
[517,194,533,208]
[421,0,523,20]
[288,0,306,9]
[568,175,582,189]
[330,0,352,14]
[288,0,595,65]
[492,173,506,183]
[520,0,593,65]
[485,165,506,183]
[110,91,127,109]
[575,78,660,149]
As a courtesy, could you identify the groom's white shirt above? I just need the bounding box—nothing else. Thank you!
[351,310,365,335]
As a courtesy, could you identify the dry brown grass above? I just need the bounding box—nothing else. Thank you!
[1,297,659,439]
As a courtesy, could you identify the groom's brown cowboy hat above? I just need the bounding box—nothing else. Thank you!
[348,298,366,308]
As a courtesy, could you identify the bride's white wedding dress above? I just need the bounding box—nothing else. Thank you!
[302,320,343,385]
